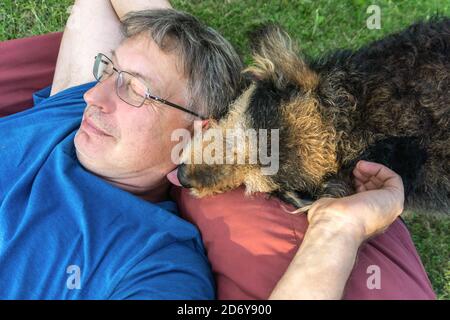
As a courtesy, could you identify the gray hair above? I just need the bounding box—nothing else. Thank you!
[121,9,244,120]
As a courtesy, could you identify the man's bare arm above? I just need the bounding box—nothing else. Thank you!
[269,161,404,299]
[269,218,362,299]
[110,0,171,20]
[50,0,171,96]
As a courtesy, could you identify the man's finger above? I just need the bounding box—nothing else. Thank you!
[354,180,367,192]
[353,167,384,185]
[353,167,370,182]
[357,161,395,182]
[357,160,404,192]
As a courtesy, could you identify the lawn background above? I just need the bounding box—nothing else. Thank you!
[0,0,449,299]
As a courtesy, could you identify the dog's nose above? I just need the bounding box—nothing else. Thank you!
[177,163,192,188]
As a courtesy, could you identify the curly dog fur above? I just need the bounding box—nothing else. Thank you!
[178,18,450,215]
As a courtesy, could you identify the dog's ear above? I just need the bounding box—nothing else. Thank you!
[244,24,318,91]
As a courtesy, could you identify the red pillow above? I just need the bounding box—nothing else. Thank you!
[0,32,62,117]
[171,186,436,300]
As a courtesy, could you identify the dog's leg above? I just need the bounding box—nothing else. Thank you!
[318,175,355,198]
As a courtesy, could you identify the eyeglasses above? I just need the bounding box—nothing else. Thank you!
[92,53,204,119]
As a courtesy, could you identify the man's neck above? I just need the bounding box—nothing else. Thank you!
[134,181,171,203]
[95,172,171,203]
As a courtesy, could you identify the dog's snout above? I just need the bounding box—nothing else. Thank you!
[177,164,192,188]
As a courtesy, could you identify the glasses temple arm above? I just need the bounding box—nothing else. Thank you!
[147,94,206,119]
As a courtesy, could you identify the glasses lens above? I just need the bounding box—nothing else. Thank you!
[116,72,147,107]
[94,54,113,82]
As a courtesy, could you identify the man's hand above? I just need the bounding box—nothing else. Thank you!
[269,160,405,299]
[307,160,405,242]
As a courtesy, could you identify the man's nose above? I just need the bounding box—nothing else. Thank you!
[83,78,117,112]
[177,163,192,188]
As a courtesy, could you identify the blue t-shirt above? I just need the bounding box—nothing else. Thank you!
[0,82,214,299]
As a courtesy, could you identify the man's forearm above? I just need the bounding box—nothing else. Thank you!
[51,0,124,95]
[110,0,172,21]
[269,221,363,300]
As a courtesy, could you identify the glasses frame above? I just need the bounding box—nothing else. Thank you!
[93,53,205,119]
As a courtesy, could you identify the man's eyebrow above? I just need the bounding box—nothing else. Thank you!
[110,50,156,87]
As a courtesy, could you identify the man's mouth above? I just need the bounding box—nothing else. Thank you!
[82,117,113,137]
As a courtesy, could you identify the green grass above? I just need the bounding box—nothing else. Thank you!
[1,0,449,299]
[404,211,450,299]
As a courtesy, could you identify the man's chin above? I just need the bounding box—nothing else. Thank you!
[74,132,107,173]
[75,146,96,172]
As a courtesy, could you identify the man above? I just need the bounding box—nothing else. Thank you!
[0,0,419,299]
[0,0,241,299]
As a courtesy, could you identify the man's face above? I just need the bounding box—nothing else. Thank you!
[74,35,192,191]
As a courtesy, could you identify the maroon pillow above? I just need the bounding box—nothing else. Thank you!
[172,186,436,300]
[0,32,62,117]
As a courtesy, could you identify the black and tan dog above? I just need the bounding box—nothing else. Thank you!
[177,18,450,215]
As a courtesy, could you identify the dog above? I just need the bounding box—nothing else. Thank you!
[175,18,450,215]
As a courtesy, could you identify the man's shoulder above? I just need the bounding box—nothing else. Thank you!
[33,81,97,108]
[106,207,215,300]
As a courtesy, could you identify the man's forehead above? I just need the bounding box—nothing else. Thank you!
[112,36,189,104]
[110,48,158,88]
